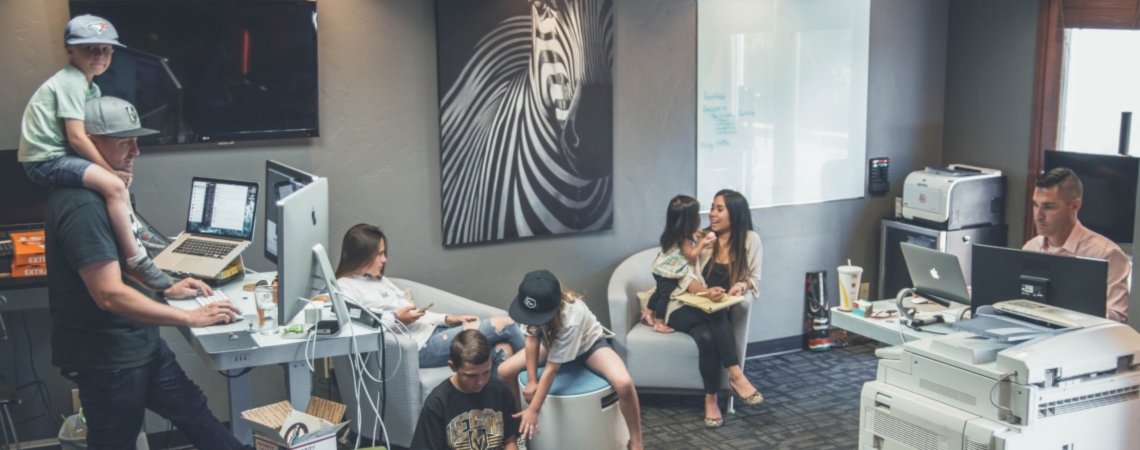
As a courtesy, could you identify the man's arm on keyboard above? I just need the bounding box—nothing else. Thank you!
[80,260,241,327]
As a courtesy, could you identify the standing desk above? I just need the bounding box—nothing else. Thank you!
[830,300,959,345]
[167,272,385,445]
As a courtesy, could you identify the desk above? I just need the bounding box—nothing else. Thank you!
[830,300,958,345]
[0,286,48,311]
[167,272,384,445]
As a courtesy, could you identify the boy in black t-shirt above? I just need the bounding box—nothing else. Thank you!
[412,329,520,450]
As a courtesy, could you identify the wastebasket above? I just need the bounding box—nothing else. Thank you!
[59,413,149,450]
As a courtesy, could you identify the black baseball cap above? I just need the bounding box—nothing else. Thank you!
[508,270,562,326]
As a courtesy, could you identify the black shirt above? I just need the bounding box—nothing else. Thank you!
[45,188,158,369]
[411,376,519,450]
[704,262,732,291]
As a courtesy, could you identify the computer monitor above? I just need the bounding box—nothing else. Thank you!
[277,177,329,326]
[1043,150,1139,244]
[265,160,319,263]
[971,244,1108,318]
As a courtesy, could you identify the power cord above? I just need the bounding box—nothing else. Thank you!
[988,373,1022,425]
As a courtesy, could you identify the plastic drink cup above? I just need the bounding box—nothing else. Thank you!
[254,285,279,335]
[837,265,863,312]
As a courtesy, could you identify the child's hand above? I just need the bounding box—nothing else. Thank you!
[396,305,424,325]
[523,382,538,404]
[115,170,133,188]
[512,407,541,439]
[703,232,717,244]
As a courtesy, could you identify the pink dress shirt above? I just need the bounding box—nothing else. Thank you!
[1023,220,1131,323]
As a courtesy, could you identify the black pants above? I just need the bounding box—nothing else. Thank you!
[61,340,250,450]
[667,306,740,394]
[648,274,680,320]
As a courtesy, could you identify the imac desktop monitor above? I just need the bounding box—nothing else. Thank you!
[899,242,971,306]
[971,244,1108,318]
[277,177,329,326]
[265,160,319,263]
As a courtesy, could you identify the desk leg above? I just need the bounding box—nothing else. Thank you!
[285,361,311,412]
[226,369,253,445]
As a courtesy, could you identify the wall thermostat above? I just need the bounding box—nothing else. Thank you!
[869,157,890,195]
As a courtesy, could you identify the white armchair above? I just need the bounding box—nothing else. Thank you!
[333,277,507,447]
[607,248,752,402]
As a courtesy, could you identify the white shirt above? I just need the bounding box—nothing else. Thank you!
[527,300,606,364]
[337,275,447,349]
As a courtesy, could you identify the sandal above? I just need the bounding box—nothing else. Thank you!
[730,385,764,406]
[639,310,655,327]
[652,322,675,333]
[704,417,724,428]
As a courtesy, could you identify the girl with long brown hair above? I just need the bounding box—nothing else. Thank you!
[334,223,525,374]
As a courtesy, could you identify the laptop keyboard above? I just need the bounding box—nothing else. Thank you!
[173,238,238,259]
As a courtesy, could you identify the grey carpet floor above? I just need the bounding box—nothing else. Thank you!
[638,343,879,450]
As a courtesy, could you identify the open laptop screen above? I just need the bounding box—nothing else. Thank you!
[186,177,259,240]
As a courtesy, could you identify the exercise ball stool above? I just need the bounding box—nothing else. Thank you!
[518,364,628,450]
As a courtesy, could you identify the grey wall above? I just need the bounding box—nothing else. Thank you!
[0,0,948,441]
[943,0,1041,245]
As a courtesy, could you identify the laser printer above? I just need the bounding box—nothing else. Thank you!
[902,164,1005,230]
[859,300,1140,449]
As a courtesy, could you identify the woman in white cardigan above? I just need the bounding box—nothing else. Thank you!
[665,189,764,428]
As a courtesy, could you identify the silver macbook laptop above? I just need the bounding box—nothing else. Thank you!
[899,243,971,306]
[154,177,259,278]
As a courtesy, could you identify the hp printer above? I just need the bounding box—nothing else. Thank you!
[859,300,1140,449]
[903,164,1006,230]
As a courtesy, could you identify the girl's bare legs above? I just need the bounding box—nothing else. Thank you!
[585,348,643,450]
[497,345,548,411]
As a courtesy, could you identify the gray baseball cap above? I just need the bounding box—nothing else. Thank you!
[65,15,125,47]
[85,97,158,138]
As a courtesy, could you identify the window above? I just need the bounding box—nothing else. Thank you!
[1059,29,1140,155]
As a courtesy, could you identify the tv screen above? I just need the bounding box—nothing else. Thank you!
[69,1,319,145]
[1043,150,1139,244]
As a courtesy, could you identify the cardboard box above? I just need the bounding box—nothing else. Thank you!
[11,231,45,266]
[11,264,46,278]
[241,397,347,450]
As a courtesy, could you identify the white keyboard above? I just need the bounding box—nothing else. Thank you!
[194,290,244,322]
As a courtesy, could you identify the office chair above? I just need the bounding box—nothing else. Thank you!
[0,373,20,450]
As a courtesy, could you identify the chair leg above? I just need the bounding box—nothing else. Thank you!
[727,396,736,414]
[0,405,10,450]
[2,404,17,450]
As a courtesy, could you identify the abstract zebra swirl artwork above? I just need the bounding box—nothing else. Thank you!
[437,0,614,246]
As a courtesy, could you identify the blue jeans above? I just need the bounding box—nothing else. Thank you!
[24,155,93,188]
[60,340,250,450]
[418,318,526,377]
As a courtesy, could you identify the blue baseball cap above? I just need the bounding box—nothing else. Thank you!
[65,15,125,48]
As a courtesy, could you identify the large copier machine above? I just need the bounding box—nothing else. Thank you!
[860,300,1140,449]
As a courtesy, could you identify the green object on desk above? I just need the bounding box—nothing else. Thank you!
[284,324,305,334]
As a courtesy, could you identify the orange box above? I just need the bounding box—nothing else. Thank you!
[11,264,46,278]
[11,230,46,266]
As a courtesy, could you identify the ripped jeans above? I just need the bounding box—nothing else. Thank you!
[417,317,526,377]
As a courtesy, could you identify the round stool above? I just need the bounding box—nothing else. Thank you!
[518,364,628,450]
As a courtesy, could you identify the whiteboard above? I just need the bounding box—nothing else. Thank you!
[697,0,870,208]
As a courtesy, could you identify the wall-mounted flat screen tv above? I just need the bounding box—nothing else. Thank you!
[69,1,319,145]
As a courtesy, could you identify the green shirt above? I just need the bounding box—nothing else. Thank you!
[17,64,101,162]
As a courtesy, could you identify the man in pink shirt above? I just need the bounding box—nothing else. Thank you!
[1024,167,1130,323]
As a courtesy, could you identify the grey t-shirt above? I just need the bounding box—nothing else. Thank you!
[45,188,158,369]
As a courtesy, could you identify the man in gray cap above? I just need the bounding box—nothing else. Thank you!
[46,97,250,449]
